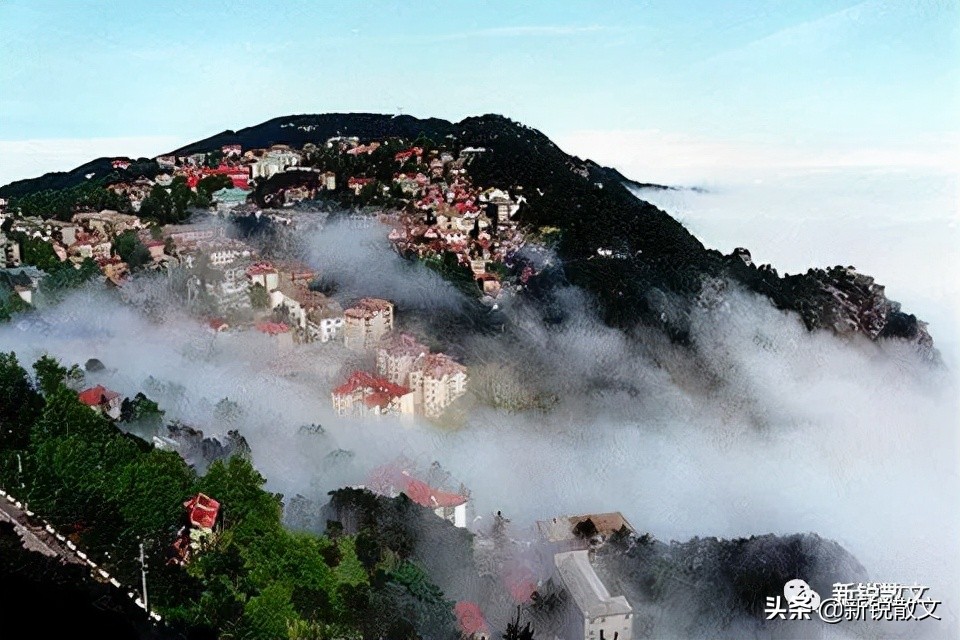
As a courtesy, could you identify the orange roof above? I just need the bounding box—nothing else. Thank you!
[77,385,120,406]
[245,262,277,276]
[368,463,468,509]
[333,371,409,398]
[183,493,220,530]
[256,321,290,335]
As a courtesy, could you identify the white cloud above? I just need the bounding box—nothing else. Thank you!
[556,128,960,185]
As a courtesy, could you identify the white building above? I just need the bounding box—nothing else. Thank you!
[250,150,301,180]
[554,550,633,640]
[376,333,468,417]
[343,298,394,350]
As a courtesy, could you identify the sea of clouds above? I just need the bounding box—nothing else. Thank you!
[1,168,956,635]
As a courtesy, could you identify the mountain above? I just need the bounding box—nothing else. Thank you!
[0,113,934,351]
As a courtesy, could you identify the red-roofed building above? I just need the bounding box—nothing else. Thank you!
[208,317,229,333]
[394,146,423,164]
[111,159,131,170]
[77,385,122,419]
[188,165,250,189]
[332,371,413,417]
[367,463,469,527]
[375,334,468,418]
[455,602,490,640]
[256,321,290,336]
[245,261,279,291]
[221,144,242,157]
[347,176,374,195]
[183,493,220,531]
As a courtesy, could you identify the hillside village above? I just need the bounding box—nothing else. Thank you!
[0,133,539,417]
[0,132,643,638]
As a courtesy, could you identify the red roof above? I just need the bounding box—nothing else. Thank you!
[256,321,290,335]
[504,565,537,603]
[405,478,468,508]
[77,385,120,407]
[333,371,409,398]
[208,317,228,331]
[455,601,489,636]
[367,463,468,509]
[245,262,276,276]
[183,493,220,530]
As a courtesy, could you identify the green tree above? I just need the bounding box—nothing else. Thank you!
[242,582,299,640]
[0,352,43,452]
[170,176,194,221]
[249,283,270,309]
[139,185,173,223]
[112,448,195,538]
[113,230,151,270]
[18,234,62,271]
[33,356,73,397]
[119,392,164,427]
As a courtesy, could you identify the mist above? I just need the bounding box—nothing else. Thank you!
[3,194,957,635]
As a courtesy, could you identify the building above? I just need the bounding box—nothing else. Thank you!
[537,512,636,552]
[0,232,21,267]
[376,332,429,385]
[172,493,221,565]
[156,155,177,168]
[347,176,374,195]
[553,550,633,640]
[270,279,344,343]
[367,463,469,527]
[73,210,144,236]
[210,187,250,213]
[221,144,242,157]
[162,223,224,249]
[343,298,394,350]
[77,385,122,419]
[417,353,468,418]
[184,493,220,532]
[332,371,413,417]
[376,333,468,417]
[250,150,301,180]
[455,602,490,640]
[111,159,131,170]
[245,262,280,292]
[322,171,337,191]
[256,321,294,349]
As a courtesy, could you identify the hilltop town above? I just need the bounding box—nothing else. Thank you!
[0,131,548,420]
[0,126,647,637]
[0,113,909,638]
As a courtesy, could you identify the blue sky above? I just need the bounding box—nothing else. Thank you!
[1,0,957,183]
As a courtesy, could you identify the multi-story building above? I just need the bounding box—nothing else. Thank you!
[343,298,394,350]
[376,332,468,417]
[270,279,344,343]
[417,353,468,418]
[332,371,413,417]
[553,550,633,640]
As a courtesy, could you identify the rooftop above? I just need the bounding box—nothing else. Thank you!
[184,493,220,530]
[334,371,409,398]
[537,512,635,544]
[554,550,632,618]
[77,385,120,406]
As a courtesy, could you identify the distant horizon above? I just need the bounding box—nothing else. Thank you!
[2,0,957,186]
[1,108,957,189]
